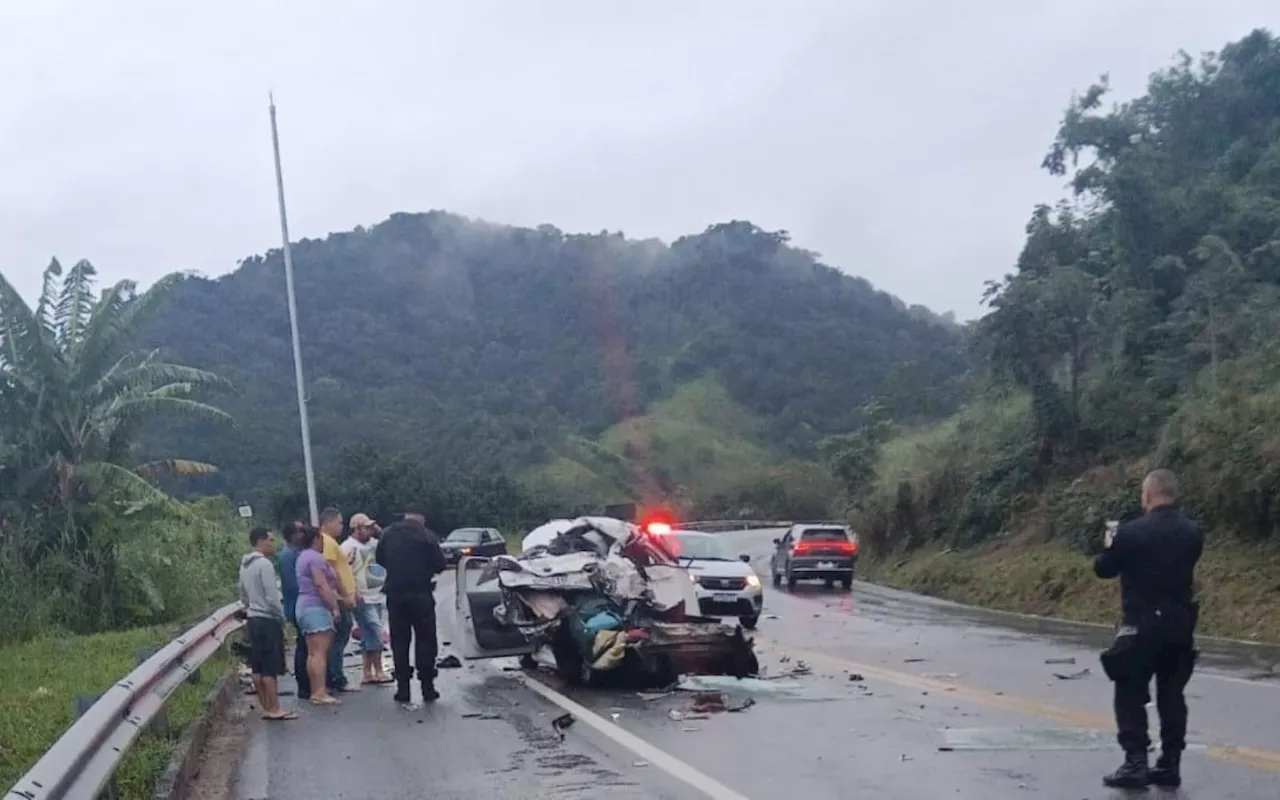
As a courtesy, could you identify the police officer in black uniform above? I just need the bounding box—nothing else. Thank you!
[1094,469,1202,789]
[376,504,447,703]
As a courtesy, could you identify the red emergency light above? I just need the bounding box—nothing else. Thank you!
[638,510,676,536]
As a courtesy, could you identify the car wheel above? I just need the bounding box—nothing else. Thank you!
[786,567,798,589]
[771,562,781,587]
[551,629,585,686]
[840,575,853,590]
[739,615,759,630]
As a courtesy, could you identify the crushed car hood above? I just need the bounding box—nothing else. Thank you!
[467,516,759,679]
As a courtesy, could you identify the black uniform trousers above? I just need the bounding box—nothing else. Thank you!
[387,592,438,682]
[1113,638,1197,754]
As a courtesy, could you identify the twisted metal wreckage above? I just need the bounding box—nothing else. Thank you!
[455,517,760,686]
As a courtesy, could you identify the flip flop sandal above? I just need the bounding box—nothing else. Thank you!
[309,696,341,706]
[263,711,299,721]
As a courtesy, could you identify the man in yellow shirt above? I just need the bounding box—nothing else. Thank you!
[320,507,359,693]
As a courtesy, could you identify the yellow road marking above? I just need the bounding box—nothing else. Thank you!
[754,636,1280,773]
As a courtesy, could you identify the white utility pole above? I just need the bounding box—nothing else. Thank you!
[269,94,319,526]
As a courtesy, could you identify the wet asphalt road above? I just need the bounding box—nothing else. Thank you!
[234,528,1280,799]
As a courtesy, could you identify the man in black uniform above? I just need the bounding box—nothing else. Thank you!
[376,504,447,703]
[1094,468,1202,789]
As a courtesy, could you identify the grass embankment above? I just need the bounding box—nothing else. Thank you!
[0,625,232,798]
[852,386,1280,646]
[861,537,1280,644]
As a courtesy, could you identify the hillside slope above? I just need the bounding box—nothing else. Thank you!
[137,217,970,502]
[838,29,1280,639]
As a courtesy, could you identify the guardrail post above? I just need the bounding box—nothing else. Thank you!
[134,647,172,738]
[72,694,121,800]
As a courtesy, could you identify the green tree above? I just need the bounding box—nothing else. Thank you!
[0,259,232,624]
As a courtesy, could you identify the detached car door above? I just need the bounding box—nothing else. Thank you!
[454,556,537,659]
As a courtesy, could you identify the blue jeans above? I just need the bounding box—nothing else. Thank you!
[327,608,353,690]
[353,602,386,653]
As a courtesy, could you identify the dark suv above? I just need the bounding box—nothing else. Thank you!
[769,524,859,590]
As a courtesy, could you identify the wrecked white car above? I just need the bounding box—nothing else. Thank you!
[455,516,760,687]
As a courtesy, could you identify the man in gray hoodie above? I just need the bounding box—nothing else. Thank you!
[238,527,295,720]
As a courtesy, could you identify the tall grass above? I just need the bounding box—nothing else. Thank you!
[0,498,242,646]
[858,391,1037,553]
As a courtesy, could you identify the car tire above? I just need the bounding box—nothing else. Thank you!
[771,564,781,588]
[786,567,798,590]
[840,576,853,591]
[739,615,759,630]
[551,629,585,686]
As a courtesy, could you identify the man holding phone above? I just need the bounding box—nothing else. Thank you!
[1094,469,1203,789]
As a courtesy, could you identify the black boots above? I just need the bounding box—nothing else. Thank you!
[393,669,413,703]
[392,668,439,703]
[1102,750,1149,789]
[1150,750,1182,788]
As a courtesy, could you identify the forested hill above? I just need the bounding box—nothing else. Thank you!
[136,216,970,502]
[844,28,1280,555]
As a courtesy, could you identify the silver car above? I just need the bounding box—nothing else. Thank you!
[661,529,764,629]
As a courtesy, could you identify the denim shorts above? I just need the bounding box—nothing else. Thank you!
[353,602,385,654]
[296,604,335,635]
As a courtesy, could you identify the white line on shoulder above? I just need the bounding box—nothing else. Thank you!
[511,670,751,800]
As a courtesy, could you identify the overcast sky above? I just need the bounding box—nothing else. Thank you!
[1,2,1274,319]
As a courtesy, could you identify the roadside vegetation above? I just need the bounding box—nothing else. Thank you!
[0,624,232,796]
[0,262,242,792]
[827,29,1280,640]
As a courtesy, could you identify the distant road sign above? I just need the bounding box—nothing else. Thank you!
[237,505,253,519]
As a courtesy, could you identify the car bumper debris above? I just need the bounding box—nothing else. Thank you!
[458,516,759,686]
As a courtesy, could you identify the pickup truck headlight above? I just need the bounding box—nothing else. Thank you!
[745,574,761,589]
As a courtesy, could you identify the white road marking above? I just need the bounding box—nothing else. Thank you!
[510,671,752,800]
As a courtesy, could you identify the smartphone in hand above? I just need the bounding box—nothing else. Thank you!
[1104,520,1119,549]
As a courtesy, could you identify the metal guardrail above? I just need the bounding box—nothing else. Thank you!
[682,520,793,532]
[6,601,245,800]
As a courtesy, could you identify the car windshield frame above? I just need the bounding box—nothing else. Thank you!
[446,528,485,544]
[669,531,733,561]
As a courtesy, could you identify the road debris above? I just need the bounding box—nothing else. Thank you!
[551,712,575,739]
[1053,668,1092,681]
[727,697,756,712]
[436,655,462,669]
[903,658,926,663]
[461,712,502,720]
[691,691,727,713]
[1044,657,1076,665]
[847,673,865,682]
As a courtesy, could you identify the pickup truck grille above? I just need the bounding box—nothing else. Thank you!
[699,576,747,591]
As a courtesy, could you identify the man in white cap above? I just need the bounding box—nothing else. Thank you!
[342,513,392,685]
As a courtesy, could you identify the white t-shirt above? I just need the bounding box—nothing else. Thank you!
[340,537,385,606]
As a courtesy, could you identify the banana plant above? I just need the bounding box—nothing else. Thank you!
[0,259,233,533]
